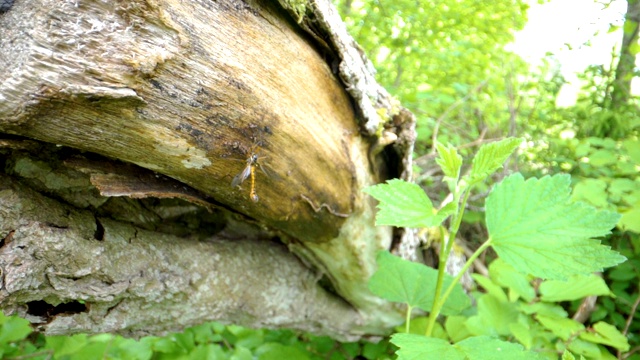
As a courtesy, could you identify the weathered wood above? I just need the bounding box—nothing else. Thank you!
[0,0,415,337]
[0,173,365,340]
[1,0,360,241]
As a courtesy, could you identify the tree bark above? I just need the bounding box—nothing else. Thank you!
[612,0,640,108]
[0,0,415,339]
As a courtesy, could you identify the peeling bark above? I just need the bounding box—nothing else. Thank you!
[0,173,366,340]
[0,0,415,338]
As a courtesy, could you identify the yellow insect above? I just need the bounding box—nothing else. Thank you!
[231,150,268,202]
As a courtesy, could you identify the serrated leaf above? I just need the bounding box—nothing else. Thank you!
[391,333,464,360]
[579,322,629,351]
[368,251,470,315]
[540,274,613,302]
[486,174,626,280]
[436,143,462,183]
[469,138,522,183]
[364,179,447,227]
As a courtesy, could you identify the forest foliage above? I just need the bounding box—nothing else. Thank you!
[1,0,639,359]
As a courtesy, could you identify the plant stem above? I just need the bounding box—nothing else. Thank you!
[425,188,471,337]
[445,188,471,258]
[439,240,492,309]
[405,305,413,333]
[425,226,449,337]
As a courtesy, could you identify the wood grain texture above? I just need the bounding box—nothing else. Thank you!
[0,0,414,337]
[0,0,362,242]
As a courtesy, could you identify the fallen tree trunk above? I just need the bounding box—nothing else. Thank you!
[0,171,364,339]
[0,0,415,339]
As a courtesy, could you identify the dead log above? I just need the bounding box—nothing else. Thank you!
[0,0,415,339]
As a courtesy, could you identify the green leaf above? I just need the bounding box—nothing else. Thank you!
[588,149,617,167]
[579,322,630,351]
[398,317,448,340]
[173,332,195,352]
[455,336,542,360]
[391,333,464,360]
[571,179,609,209]
[256,343,311,360]
[392,334,542,360]
[619,202,640,233]
[464,294,518,337]
[623,139,640,164]
[444,316,473,343]
[362,340,391,360]
[150,336,184,355]
[486,173,626,280]
[436,143,462,185]
[231,346,253,360]
[488,259,535,302]
[69,341,109,360]
[227,327,264,349]
[540,274,613,302]
[519,302,568,318]
[364,179,446,227]
[110,338,153,360]
[469,138,522,183]
[509,322,533,349]
[0,312,32,344]
[561,350,582,360]
[368,251,470,315]
[189,344,227,360]
[45,334,89,357]
[567,338,601,359]
[536,314,584,341]
[472,274,508,303]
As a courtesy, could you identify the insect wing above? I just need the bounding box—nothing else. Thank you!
[231,165,252,187]
[257,162,274,179]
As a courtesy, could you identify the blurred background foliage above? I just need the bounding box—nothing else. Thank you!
[335,0,640,358]
[1,0,639,358]
[335,0,530,148]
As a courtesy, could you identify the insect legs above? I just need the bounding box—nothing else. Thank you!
[232,153,261,202]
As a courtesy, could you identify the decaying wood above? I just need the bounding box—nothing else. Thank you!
[0,0,415,338]
[0,172,365,340]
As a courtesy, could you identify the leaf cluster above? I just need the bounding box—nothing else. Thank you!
[0,312,397,360]
[365,138,628,359]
